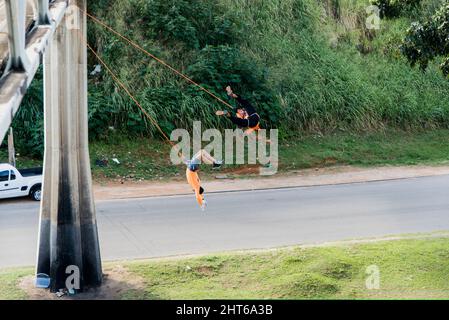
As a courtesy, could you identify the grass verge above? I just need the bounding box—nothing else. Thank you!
[2,129,449,183]
[0,268,33,300]
[2,234,449,300]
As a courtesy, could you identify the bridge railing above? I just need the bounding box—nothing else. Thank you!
[0,0,67,144]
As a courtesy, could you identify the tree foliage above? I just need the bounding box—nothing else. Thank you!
[401,1,449,78]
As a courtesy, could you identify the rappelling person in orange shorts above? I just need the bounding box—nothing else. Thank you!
[216,86,262,137]
[185,150,223,211]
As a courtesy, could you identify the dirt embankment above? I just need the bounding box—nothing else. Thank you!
[93,165,449,201]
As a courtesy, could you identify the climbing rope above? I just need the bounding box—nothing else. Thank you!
[81,34,186,161]
[74,7,264,163]
[78,7,234,110]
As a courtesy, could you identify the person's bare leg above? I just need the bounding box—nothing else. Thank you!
[191,150,217,165]
[192,150,203,163]
[199,150,217,165]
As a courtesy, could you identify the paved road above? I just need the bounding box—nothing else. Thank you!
[1,175,449,268]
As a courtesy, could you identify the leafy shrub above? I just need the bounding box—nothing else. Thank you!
[187,45,282,126]
[401,2,449,77]
[127,0,241,50]
[11,68,44,158]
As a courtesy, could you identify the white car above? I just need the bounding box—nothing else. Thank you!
[0,163,43,201]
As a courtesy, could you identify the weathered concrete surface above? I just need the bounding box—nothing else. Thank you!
[36,0,102,292]
[0,0,38,73]
[0,1,9,69]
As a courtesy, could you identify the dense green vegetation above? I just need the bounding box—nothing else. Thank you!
[2,234,449,299]
[86,0,449,134]
[402,1,449,76]
[2,0,449,161]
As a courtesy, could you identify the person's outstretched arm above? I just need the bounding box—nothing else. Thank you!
[226,86,257,115]
[237,96,256,115]
[199,150,217,165]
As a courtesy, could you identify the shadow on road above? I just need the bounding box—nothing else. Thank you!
[0,197,36,205]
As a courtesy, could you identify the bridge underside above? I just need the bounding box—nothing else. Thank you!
[0,0,36,73]
[0,0,67,143]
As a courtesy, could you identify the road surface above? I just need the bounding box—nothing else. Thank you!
[1,175,449,268]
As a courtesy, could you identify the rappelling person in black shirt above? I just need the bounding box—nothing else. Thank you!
[216,86,261,135]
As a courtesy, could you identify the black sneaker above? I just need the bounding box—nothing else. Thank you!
[213,161,223,170]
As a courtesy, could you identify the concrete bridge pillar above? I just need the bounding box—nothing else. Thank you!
[36,0,102,292]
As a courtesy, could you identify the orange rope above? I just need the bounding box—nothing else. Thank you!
[79,7,234,110]
[82,36,186,161]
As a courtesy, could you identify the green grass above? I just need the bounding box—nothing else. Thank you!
[3,235,449,299]
[122,235,449,299]
[2,129,449,182]
[279,129,449,170]
[88,136,181,182]
[0,268,33,300]
[0,153,42,169]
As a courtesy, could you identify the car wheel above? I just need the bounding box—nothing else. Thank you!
[30,186,42,201]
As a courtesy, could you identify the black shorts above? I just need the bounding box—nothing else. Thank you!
[247,113,260,128]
